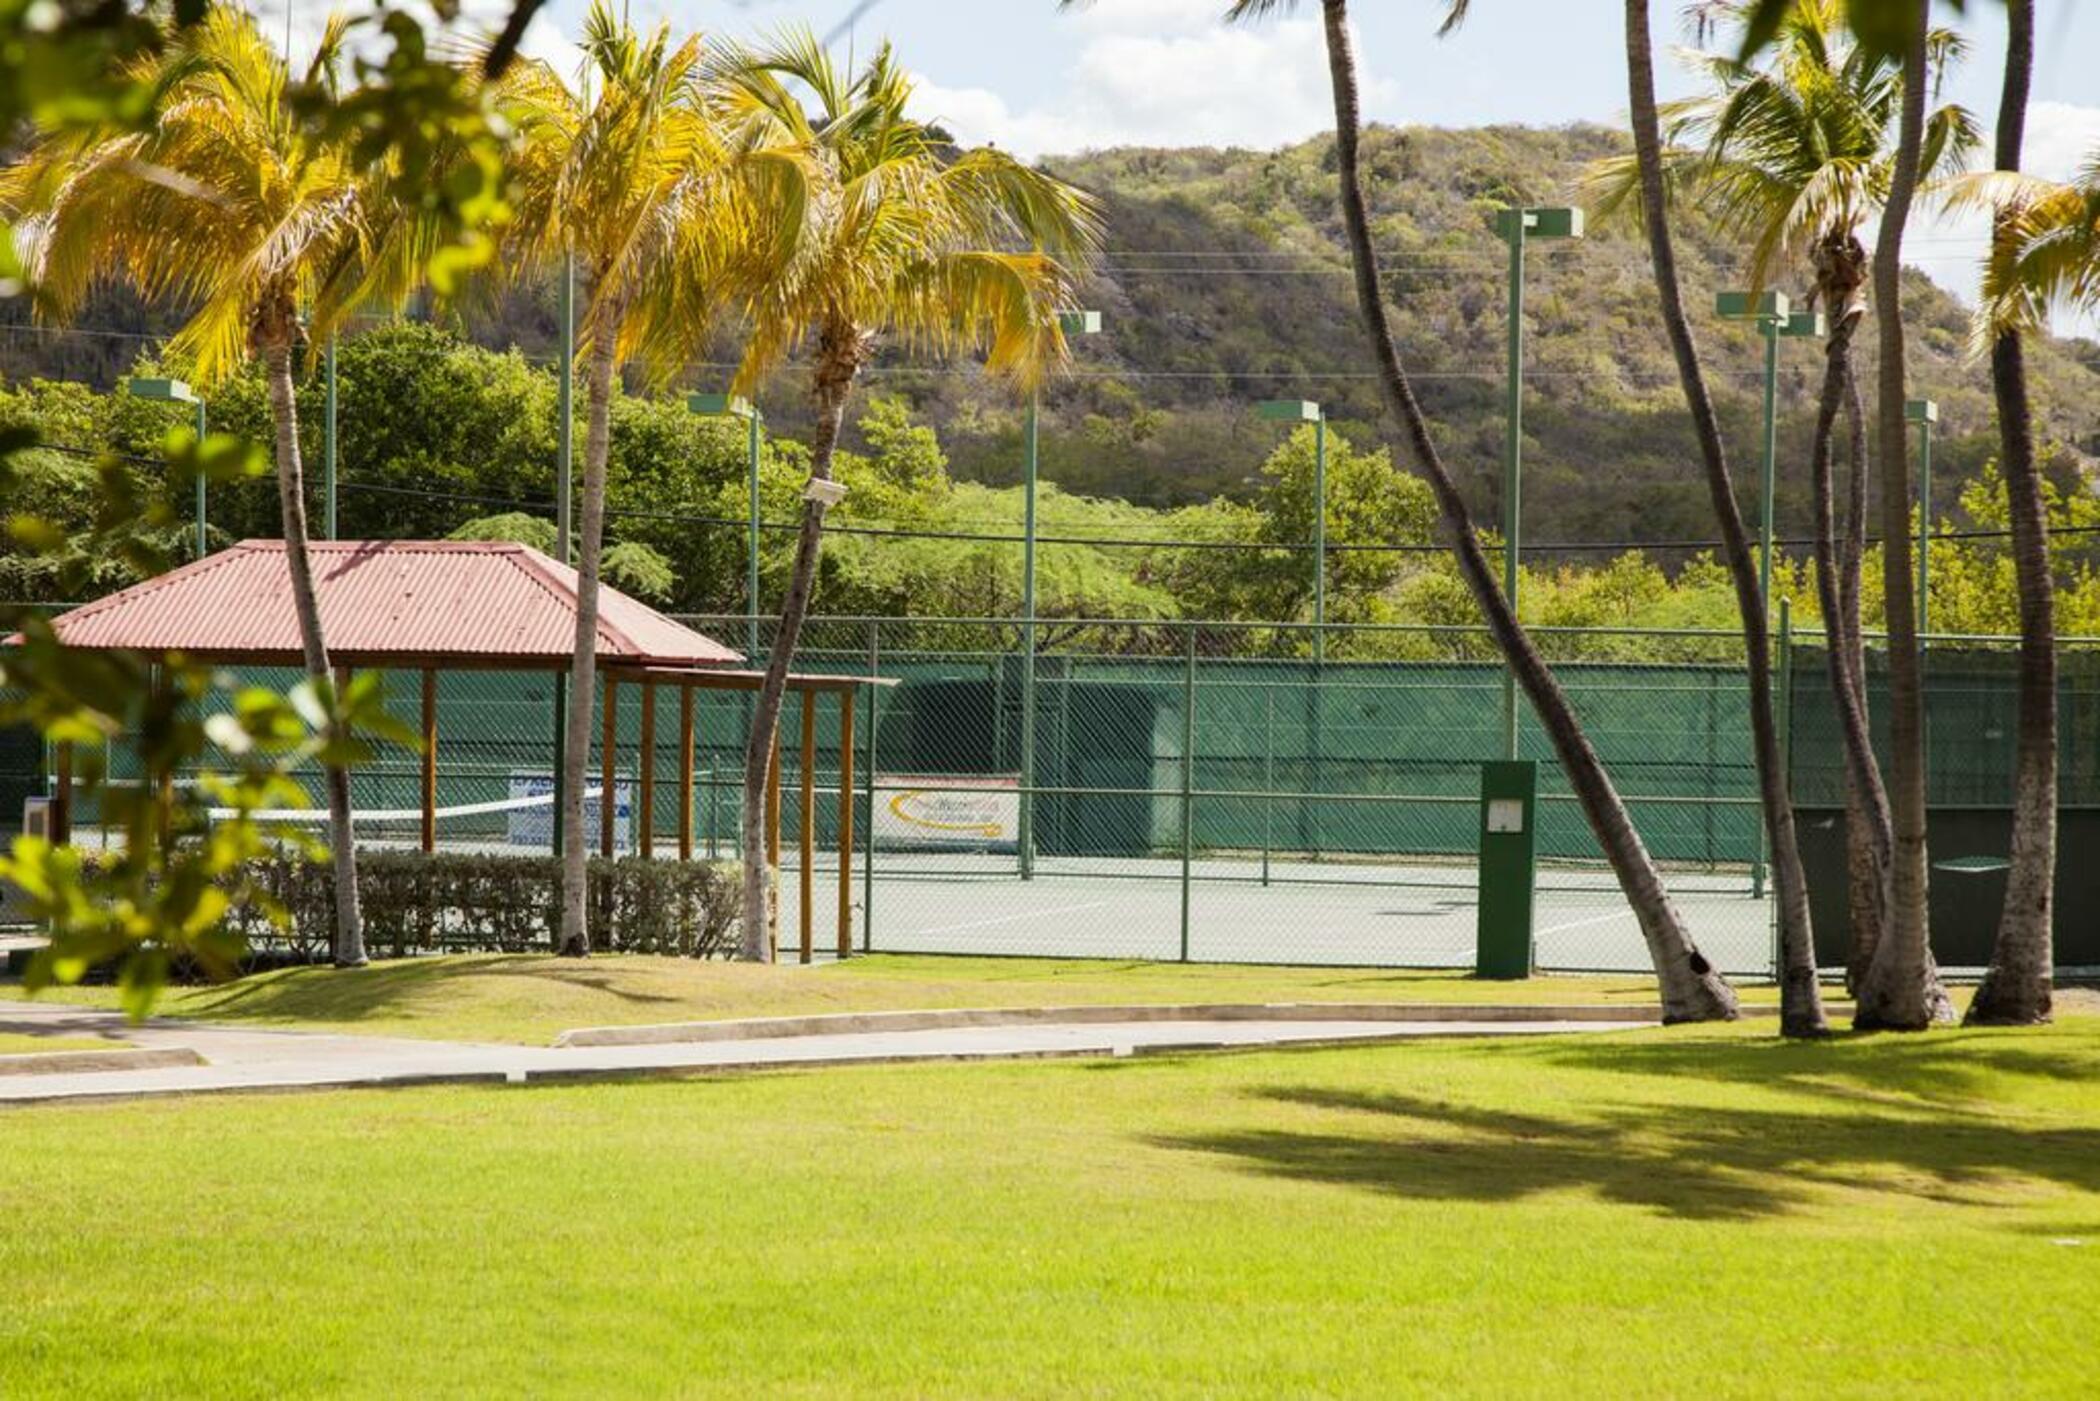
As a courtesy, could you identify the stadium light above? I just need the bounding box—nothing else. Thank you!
[1907,398,1939,635]
[689,392,765,660]
[1255,400,1328,663]
[126,377,207,559]
[1496,206,1583,760]
[1016,309,1103,882]
[1717,290,1824,614]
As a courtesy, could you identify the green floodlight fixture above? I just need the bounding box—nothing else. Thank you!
[688,391,765,657]
[1784,310,1826,339]
[1016,308,1103,882]
[127,377,207,560]
[1907,398,1939,634]
[1255,399,1322,423]
[1493,205,1583,760]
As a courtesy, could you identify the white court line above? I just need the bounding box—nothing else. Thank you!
[903,900,1119,938]
[1536,907,1635,937]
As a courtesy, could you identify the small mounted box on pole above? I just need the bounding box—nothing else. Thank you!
[1476,760,1538,980]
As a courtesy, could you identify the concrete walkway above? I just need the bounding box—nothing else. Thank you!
[0,999,1648,1105]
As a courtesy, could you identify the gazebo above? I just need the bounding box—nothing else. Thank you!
[37,539,887,960]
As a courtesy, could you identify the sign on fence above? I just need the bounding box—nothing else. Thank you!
[507,771,632,850]
[872,775,1019,853]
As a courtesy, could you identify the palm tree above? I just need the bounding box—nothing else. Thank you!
[1205,0,1738,1021]
[1595,0,1976,1025]
[1963,0,2068,1025]
[491,4,741,956]
[712,32,1101,961]
[1853,0,1949,1030]
[1,7,415,966]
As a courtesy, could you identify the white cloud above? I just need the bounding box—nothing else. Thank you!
[908,6,1395,157]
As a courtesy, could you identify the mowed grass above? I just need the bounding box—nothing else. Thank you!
[7,952,1781,1044]
[4,1021,2098,1398]
[0,1033,116,1055]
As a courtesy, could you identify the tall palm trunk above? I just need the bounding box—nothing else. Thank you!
[1807,234,1893,990]
[260,308,363,966]
[740,319,863,962]
[1855,2,1949,1029]
[1969,0,2055,1025]
[1621,0,1821,1034]
[557,287,622,958]
[1316,0,1735,1022]
[1835,360,1887,988]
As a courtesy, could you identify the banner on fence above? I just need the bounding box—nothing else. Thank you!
[873,775,1019,852]
[507,771,632,850]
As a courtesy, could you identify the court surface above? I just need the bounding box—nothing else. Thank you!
[772,850,1776,977]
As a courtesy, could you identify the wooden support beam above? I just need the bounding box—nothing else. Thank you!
[420,669,437,854]
[799,690,816,965]
[837,690,855,960]
[639,681,657,860]
[766,729,781,962]
[601,674,618,860]
[678,684,695,862]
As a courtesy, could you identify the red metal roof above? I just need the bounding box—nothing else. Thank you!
[42,540,743,668]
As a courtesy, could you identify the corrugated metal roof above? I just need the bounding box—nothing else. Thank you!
[44,540,743,667]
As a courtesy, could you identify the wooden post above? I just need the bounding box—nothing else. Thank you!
[50,741,72,846]
[766,728,781,961]
[639,681,657,860]
[420,669,438,854]
[799,689,816,965]
[601,674,618,859]
[678,684,695,862]
[837,689,855,960]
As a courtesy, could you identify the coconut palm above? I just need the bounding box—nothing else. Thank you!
[1197,0,1738,1020]
[1960,0,2072,1025]
[1593,0,1975,1026]
[0,6,420,966]
[712,31,1100,961]
[491,4,742,957]
[1853,0,1948,1030]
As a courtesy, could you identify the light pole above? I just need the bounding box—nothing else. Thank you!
[688,392,764,660]
[1256,400,1326,661]
[126,377,207,558]
[1907,398,1938,636]
[1717,290,1823,610]
[1016,308,1100,880]
[323,335,339,539]
[1497,205,1583,760]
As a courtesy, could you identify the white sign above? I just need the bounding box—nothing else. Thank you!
[1485,798,1526,835]
[508,771,632,850]
[872,775,1019,853]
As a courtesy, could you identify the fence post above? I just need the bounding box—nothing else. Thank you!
[863,620,879,953]
[1262,683,1274,887]
[1773,597,1793,980]
[1180,623,1196,963]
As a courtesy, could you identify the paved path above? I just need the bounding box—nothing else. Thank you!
[0,1000,1647,1105]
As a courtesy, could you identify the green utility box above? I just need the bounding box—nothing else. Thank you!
[1476,760,1538,979]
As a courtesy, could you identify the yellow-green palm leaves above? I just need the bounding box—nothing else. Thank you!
[491,2,735,375]
[713,29,1102,395]
[0,6,411,385]
[1970,151,2100,334]
[1586,0,1977,294]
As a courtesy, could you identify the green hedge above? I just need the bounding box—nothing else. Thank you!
[227,850,740,960]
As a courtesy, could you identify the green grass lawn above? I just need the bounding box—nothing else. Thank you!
[3,1020,2097,1397]
[6,953,1786,1044]
[0,1033,117,1055]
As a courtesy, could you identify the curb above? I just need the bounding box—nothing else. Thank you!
[0,1046,206,1078]
[555,1001,1663,1048]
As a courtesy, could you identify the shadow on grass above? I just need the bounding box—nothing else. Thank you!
[146,954,687,1023]
[1155,1032,2100,1221]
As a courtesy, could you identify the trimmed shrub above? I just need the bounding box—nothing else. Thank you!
[222,850,741,960]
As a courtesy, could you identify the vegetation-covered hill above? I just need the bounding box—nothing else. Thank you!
[5,122,2097,565]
